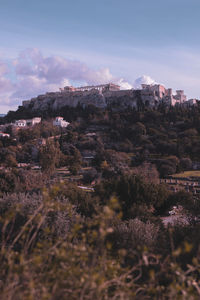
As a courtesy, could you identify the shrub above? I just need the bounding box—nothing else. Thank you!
[114,218,160,250]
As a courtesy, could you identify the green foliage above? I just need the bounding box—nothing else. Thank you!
[17,121,61,143]
[4,153,17,167]
[95,174,169,219]
[0,170,16,195]
[0,169,48,195]
[39,140,61,173]
[0,186,199,299]
[2,102,200,298]
[47,182,97,217]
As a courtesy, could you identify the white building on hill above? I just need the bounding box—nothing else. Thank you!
[0,132,10,138]
[26,117,41,126]
[53,117,70,128]
[15,117,41,127]
[15,120,27,127]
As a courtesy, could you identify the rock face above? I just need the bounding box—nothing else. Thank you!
[21,86,167,112]
[53,90,107,110]
[22,89,150,112]
[21,82,197,113]
[23,89,107,111]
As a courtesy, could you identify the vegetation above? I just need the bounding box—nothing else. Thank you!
[0,105,200,298]
[172,170,200,178]
[0,182,199,299]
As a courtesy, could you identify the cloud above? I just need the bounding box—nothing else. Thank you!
[0,61,9,75]
[116,78,133,90]
[12,48,134,97]
[133,75,156,89]
[0,60,13,93]
[13,48,114,85]
[0,48,136,112]
[0,77,13,94]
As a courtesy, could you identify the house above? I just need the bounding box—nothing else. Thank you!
[0,132,10,138]
[53,117,70,128]
[26,117,41,126]
[15,117,41,127]
[85,132,96,137]
[15,119,27,127]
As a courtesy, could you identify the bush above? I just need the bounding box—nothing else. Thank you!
[95,174,169,219]
[0,187,199,299]
[114,218,160,249]
[0,170,17,195]
[180,157,192,171]
[0,191,79,240]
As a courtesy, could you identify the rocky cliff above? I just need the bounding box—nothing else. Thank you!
[22,88,159,113]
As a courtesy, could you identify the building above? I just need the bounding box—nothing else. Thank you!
[26,117,41,126]
[0,132,10,138]
[141,84,188,106]
[173,90,187,103]
[183,99,198,107]
[60,83,120,93]
[15,117,41,127]
[21,81,199,111]
[53,117,70,128]
[141,84,172,98]
[15,120,27,127]
[60,86,76,92]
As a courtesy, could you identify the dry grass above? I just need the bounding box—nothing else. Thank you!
[172,170,200,178]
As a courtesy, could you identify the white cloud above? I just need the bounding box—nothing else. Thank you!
[116,78,133,90]
[4,48,124,106]
[13,48,114,85]
[133,75,156,89]
[0,48,162,112]
[1,48,133,109]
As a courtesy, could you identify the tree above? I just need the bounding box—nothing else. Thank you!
[95,174,169,220]
[5,154,17,167]
[180,157,192,171]
[83,168,98,184]
[0,170,16,195]
[133,162,159,184]
[39,141,61,174]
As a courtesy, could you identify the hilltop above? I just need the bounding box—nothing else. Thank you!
[2,82,199,124]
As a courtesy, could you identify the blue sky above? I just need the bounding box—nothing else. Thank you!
[0,0,200,113]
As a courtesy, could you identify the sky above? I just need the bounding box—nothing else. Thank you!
[0,0,200,113]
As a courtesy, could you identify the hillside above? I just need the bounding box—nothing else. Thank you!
[0,95,200,299]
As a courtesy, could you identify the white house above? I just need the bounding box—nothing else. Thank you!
[26,117,41,126]
[0,132,10,138]
[15,117,41,127]
[53,117,70,128]
[15,120,27,127]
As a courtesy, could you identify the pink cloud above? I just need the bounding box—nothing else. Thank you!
[14,48,114,84]
[0,48,134,110]
[0,61,9,75]
[0,60,13,95]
